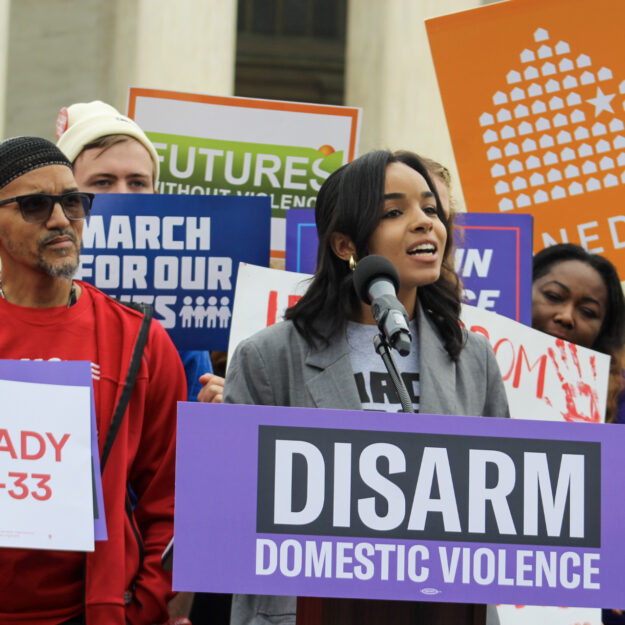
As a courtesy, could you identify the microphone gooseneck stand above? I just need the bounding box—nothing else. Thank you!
[373,333,414,413]
[352,255,415,413]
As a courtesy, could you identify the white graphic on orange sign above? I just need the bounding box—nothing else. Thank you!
[478,28,625,213]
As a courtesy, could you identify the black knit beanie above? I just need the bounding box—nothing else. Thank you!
[0,136,72,190]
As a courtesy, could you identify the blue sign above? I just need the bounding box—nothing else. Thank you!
[77,194,271,350]
[454,213,533,324]
[285,209,533,325]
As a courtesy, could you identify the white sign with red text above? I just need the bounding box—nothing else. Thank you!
[228,264,610,423]
[461,304,609,423]
[227,262,311,366]
[0,379,94,551]
[497,605,600,625]
[467,303,607,625]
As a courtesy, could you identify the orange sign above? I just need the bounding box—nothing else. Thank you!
[427,0,625,275]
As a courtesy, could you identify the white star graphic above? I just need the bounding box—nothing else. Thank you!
[587,87,615,116]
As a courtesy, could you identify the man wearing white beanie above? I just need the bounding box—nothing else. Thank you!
[56,101,225,405]
[57,100,159,194]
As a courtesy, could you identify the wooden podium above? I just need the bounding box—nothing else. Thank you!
[296,597,486,625]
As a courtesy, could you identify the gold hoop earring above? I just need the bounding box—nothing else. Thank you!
[349,255,357,271]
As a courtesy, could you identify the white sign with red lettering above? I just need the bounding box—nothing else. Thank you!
[461,310,606,625]
[0,379,94,551]
[496,605,600,625]
[461,304,610,423]
[228,264,610,423]
[227,262,310,366]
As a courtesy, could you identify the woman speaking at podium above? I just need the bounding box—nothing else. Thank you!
[225,150,509,625]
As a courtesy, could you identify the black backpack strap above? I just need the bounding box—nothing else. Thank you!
[101,303,153,473]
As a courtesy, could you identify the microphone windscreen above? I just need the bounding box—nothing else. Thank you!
[352,255,400,304]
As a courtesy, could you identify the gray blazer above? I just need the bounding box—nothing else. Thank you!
[225,304,509,419]
[225,307,508,625]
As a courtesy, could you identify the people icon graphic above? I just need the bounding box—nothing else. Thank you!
[206,296,218,328]
[218,296,231,329]
[179,296,194,328]
[177,294,231,329]
[193,296,206,328]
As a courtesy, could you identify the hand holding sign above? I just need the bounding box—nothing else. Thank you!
[197,373,225,403]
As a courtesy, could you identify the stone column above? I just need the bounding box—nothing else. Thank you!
[1,0,237,139]
[345,0,481,210]
[0,0,11,139]
[109,0,237,107]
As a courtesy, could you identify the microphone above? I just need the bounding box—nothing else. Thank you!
[352,255,412,356]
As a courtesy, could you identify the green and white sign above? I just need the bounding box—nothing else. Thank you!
[128,88,361,260]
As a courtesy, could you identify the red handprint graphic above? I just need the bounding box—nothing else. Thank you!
[546,339,600,423]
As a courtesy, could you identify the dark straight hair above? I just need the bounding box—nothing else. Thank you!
[285,149,464,360]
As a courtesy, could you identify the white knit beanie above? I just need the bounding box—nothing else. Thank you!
[55,100,160,185]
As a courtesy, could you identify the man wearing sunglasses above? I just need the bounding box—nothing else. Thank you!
[0,136,186,624]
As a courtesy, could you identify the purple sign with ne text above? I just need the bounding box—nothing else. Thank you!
[454,213,533,325]
[174,402,625,607]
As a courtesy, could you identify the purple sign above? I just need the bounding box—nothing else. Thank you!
[285,208,317,274]
[174,402,625,607]
[77,193,271,351]
[454,213,533,324]
[0,359,107,540]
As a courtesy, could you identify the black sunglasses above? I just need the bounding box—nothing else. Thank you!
[0,192,94,223]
